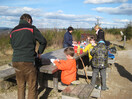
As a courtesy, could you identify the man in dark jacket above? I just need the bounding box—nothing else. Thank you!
[90,40,109,90]
[63,26,74,48]
[10,13,47,99]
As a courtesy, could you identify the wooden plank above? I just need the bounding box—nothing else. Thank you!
[90,88,101,98]
[62,85,75,96]
[78,84,94,99]
[39,65,58,74]
[77,69,93,76]
[53,72,58,90]
[0,68,15,81]
[70,84,86,97]
[62,95,79,99]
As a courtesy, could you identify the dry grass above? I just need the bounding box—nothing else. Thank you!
[105,33,121,41]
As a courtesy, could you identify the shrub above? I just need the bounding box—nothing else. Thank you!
[124,22,132,40]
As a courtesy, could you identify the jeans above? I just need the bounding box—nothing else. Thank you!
[63,44,69,48]
[13,62,38,99]
[91,68,107,90]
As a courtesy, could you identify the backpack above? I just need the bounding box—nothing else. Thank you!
[92,43,108,68]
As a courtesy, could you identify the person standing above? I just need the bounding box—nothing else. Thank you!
[63,26,74,48]
[10,13,47,99]
[90,40,109,90]
[94,25,105,42]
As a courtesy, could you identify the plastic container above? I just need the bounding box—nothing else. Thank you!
[77,42,80,54]
[74,45,78,53]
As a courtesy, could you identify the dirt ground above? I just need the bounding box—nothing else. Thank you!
[99,41,132,99]
[0,41,132,99]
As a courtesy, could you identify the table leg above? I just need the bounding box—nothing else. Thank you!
[53,71,58,91]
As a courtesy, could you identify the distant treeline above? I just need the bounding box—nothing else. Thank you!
[0,22,131,52]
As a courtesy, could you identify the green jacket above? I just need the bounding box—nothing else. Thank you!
[10,20,47,62]
[90,43,108,68]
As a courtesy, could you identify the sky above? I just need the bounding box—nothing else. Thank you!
[0,0,132,28]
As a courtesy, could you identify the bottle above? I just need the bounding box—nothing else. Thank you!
[80,46,83,54]
[77,42,80,54]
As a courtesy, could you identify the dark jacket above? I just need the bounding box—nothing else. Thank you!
[96,29,105,42]
[10,20,47,62]
[90,43,108,68]
[63,31,73,47]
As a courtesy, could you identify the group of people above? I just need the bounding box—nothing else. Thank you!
[10,13,108,99]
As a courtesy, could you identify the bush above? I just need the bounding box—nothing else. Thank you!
[124,22,132,40]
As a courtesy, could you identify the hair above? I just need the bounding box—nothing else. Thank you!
[20,13,33,24]
[94,25,102,29]
[89,36,95,41]
[68,26,74,32]
[64,47,74,57]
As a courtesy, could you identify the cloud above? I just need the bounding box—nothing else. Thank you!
[0,6,42,16]
[0,6,130,28]
[114,19,130,23]
[93,3,132,15]
[84,0,128,4]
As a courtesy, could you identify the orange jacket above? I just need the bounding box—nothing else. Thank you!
[54,59,76,85]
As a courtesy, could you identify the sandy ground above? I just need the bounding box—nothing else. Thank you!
[0,41,132,99]
[99,42,132,99]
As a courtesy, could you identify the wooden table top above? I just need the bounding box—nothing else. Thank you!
[39,48,87,74]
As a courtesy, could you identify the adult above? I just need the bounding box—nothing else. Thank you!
[10,13,47,99]
[94,25,105,42]
[63,26,74,48]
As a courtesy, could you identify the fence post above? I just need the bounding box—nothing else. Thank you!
[123,36,126,47]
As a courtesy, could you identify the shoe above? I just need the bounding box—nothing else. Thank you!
[101,87,109,91]
[95,85,101,90]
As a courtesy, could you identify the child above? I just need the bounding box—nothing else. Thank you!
[90,40,109,90]
[54,47,77,86]
[83,37,96,61]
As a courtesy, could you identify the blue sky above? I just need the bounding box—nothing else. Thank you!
[0,0,132,28]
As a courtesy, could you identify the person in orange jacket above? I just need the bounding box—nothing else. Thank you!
[54,47,77,85]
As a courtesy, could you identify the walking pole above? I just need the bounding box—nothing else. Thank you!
[77,53,90,84]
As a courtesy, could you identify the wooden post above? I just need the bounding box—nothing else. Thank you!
[53,71,58,91]
[123,36,126,47]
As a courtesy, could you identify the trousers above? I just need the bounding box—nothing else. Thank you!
[91,68,107,89]
[13,62,38,99]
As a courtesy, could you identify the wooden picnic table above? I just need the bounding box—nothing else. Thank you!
[39,48,88,90]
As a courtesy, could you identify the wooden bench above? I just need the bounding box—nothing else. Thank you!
[62,84,96,99]
[0,64,16,90]
[0,67,15,82]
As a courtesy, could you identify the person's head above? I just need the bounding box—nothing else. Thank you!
[68,26,74,33]
[64,47,74,59]
[89,37,96,44]
[20,13,33,24]
[94,25,101,31]
[87,36,90,40]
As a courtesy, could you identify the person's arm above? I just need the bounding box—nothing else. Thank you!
[90,46,97,56]
[83,45,89,52]
[54,60,71,70]
[64,32,73,46]
[33,26,47,58]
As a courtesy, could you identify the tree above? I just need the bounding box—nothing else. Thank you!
[124,22,132,40]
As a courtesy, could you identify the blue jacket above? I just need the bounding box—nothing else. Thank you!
[63,31,73,47]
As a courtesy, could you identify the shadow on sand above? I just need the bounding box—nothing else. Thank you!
[114,63,132,82]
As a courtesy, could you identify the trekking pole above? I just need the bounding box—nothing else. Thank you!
[77,53,90,84]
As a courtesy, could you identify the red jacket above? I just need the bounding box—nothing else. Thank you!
[54,59,76,85]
